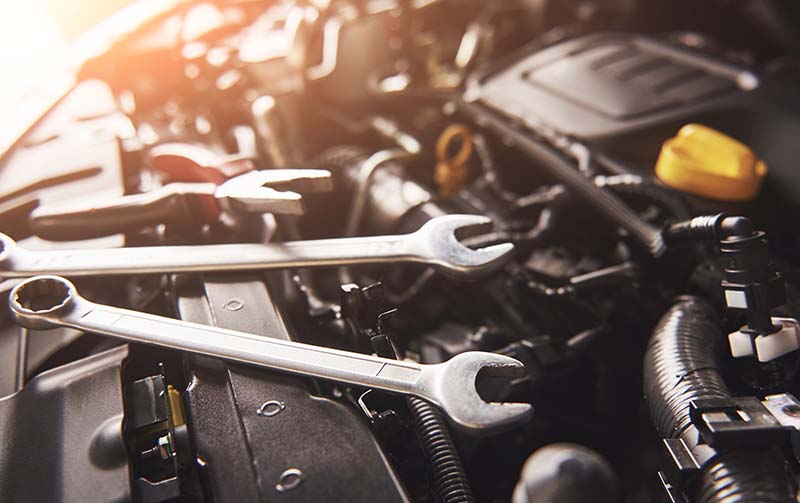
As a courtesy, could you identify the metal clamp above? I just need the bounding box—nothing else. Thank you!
[690,394,800,450]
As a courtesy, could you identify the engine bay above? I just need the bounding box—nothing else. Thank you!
[3,1,800,502]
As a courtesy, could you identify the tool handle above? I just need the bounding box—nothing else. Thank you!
[4,234,414,277]
[64,298,427,394]
[28,184,213,241]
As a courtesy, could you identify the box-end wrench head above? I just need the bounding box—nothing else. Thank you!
[8,274,76,331]
[9,275,533,432]
[409,214,514,279]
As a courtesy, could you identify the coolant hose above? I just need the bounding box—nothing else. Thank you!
[643,297,794,503]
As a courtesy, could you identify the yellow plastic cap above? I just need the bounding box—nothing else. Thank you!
[655,124,767,202]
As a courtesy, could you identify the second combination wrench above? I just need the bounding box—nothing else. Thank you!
[9,275,533,432]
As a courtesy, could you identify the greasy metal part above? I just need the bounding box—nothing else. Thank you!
[28,169,333,240]
[14,328,28,391]
[455,19,488,72]
[344,149,415,237]
[0,345,130,503]
[252,95,292,167]
[459,101,667,256]
[344,118,422,237]
[0,215,514,281]
[315,145,434,235]
[10,276,531,432]
[306,16,346,81]
[125,374,181,501]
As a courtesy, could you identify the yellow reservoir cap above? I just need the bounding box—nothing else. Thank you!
[655,124,767,202]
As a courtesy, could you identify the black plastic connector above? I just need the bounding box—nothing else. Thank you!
[664,214,785,336]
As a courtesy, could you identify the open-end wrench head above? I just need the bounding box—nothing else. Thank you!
[412,215,514,280]
[432,352,533,432]
[215,169,333,215]
[9,275,78,330]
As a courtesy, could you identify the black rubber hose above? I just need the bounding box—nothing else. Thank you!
[459,102,666,256]
[663,214,755,244]
[643,297,794,502]
[407,396,475,503]
[595,174,691,221]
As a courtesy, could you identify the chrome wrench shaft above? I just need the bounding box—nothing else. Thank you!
[0,215,513,280]
[9,276,532,432]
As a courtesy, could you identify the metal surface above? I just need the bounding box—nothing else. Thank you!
[344,118,421,237]
[762,393,800,430]
[0,214,514,281]
[14,327,28,391]
[252,96,293,167]
[0,80,128,242]
[29,169,333,240]
[0,345,130,503]
[10,276,532,432]
[0,320,84,398]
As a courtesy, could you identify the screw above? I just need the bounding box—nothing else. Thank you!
[782,404,800,417]
[140,434,174,461]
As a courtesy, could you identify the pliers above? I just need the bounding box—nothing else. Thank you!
[29,169,333,241]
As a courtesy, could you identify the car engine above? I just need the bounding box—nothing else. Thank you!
[3,1,800,502]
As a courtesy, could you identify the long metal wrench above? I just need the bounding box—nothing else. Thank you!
[0,215,513,281]
[9,275,533,432]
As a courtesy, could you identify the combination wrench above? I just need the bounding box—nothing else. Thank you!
[0,215,513,281]
[9,275,533,432]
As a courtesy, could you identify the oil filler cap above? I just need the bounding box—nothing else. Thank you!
[655,124,766,201]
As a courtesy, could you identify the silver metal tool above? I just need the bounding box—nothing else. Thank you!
[9,275,533,432]
[0,215,513,281]
[28,169,333,241]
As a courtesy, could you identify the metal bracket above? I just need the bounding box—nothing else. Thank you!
[690,394,800,450]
